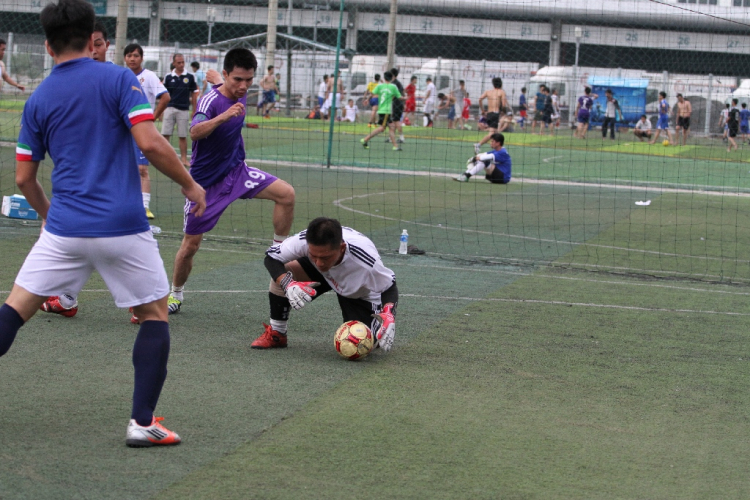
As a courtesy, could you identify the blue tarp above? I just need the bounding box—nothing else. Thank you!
[587,77,649,128]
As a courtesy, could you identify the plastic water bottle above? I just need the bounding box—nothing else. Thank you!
[399,229,408,255]
[150,225,162,235]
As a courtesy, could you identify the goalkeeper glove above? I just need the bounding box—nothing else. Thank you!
[280,271,319,310]
[372,303,396,352]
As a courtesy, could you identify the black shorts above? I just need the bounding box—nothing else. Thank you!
[486,112,500,129]
[729,124,739,138]
[542,113,552,124]
[297,257,380,328]
[391,107,403,122]
[378,113,394,126]
[677,116,690,129]
[485,165,510,184]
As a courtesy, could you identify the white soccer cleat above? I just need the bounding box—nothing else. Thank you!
[454,174,469,182]
[474,143,481,154]
[126,416,181,448]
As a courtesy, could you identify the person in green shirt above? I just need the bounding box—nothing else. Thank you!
[361,71,403,151]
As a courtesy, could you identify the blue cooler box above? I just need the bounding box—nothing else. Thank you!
[2,195,39,220]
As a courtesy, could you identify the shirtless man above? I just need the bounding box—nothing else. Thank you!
[261,65,279,118]
[321,70,344,120]
[674,93,692,146]
[474,77,508,154]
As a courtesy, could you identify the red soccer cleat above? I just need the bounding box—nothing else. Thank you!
[40,296,78,317]
[128,307,139,325]
[251,323,288,349]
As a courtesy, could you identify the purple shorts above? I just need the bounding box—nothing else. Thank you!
[184,162,278,235]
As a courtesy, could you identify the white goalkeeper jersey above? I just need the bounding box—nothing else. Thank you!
[267,226,396,304]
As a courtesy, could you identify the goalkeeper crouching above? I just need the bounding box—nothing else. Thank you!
[252,217,398,352]
[455,132,512,184]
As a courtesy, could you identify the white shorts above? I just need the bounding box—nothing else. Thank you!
[15,230,169,308]
[162,107,189,138]
[320,93,341,114]
[423,99,436,114]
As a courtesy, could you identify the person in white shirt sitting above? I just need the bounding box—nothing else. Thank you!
[633,114,653,141]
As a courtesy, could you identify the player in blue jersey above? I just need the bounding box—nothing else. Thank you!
[1,0,206,448]
[739,103,750,144]
[649,91,674,145]
[166,48,295,315]
[39,18,113,318]
[455,132,511,184]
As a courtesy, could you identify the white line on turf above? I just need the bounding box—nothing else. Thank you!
[332,191,735,263]
[6,288,741,317]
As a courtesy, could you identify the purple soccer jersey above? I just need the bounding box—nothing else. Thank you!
[190,85,247,188]
[184,84,278,235]
[577,95,594,120]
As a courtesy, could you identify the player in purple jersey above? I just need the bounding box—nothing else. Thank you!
[575,86,598,140]
[167,48,295,314]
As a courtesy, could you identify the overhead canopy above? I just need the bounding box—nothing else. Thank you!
[202,32,343,54]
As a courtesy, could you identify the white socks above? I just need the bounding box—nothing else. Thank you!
[467,161,486,177]
[142,193,151,209]
[273,234,288,245]
[171,285,184,301]
[270,319,288,335]
[59,293,77,309]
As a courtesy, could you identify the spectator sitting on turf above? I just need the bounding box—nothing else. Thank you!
[633,114,652,141]
[477,110,488,131]
[306,104,322,120]
[455,132,512,184]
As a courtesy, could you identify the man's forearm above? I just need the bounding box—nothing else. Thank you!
[190,114,227,141]
[15,161,50,219]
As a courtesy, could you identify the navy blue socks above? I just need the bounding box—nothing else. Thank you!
[0,304,24,357]
[131,320,170,427]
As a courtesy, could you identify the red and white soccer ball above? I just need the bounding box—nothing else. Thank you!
[334,321,374,360]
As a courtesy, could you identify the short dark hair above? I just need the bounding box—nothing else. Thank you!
[0,38,6,46]
[492,77,503,89]
[172,53,183,62]
[584,86,592,94]
[490,132,505,145]
[410,75,416,81]
[224,47,258,74]
[124,43,143,57]
[267,65,274,71]
[743,103,748,108]
[437,92,446,99]
[426,77,432,82]
[191,61,200,69]
[521,87,526,92]
[390,67,399,77]
[323,74,328,79]
[384,71,393,81]
[41,0,96,55]
[605,89,612,94]
[733,98,739,105]
[93,20,107,40]
[659,91,667,98]
[306,217,343,248]
[459,80,465,85]
[641,114,647,119]
[374,74,380,81]
[676,93,683,98]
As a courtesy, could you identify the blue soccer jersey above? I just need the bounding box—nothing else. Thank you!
[481,147,512,183]
[16,57,153,237]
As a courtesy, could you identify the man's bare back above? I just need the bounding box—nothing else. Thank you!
[480,88,508,113]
